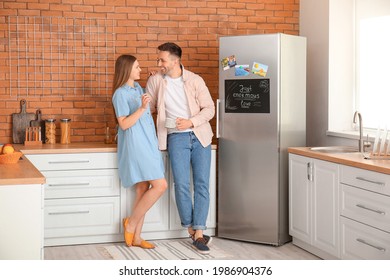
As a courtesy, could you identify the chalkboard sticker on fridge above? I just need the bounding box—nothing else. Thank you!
[225,79,270,113]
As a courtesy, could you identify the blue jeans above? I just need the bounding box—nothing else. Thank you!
[167,132,211,230]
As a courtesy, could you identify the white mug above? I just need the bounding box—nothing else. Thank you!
[165,118,176,129]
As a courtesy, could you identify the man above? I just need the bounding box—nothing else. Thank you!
[146,42,215,254]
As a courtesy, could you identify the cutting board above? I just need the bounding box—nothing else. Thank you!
[30,109,45,141]
[12,99,36,144]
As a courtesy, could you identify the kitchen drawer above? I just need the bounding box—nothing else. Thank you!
[340,184,390,233]
[340,216,390,260]
[44,197,120,239]
[340,165,390,196]
[26,153,117,171]
[43,169,120,199]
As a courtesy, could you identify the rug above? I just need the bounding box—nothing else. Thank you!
[102,239,231,260]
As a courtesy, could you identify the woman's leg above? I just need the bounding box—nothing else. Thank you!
[131,182,149,243]
[125,178,167,234]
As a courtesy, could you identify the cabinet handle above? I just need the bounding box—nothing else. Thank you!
[356,204,386,215]
[48,211,90,215]
[356,238,386,252]
[356,177,385,186]
[47,182,90,187]
[307,162,313,181]
[48,160,90,164]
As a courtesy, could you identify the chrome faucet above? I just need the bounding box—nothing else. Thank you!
[353,111,364,152]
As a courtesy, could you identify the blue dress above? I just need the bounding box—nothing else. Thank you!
[112,83,165,188]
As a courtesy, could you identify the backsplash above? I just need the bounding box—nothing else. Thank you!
[7,16,115,98]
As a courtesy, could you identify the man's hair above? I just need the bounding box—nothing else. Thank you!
[158,42,182,59]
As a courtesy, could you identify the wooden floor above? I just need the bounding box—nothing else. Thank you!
[44,237,320,260]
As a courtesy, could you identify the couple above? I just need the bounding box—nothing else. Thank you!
[112,42,215,254]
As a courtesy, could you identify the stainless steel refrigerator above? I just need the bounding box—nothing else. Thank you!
[217,33,306,245]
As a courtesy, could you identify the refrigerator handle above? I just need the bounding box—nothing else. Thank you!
[216,99,221,138]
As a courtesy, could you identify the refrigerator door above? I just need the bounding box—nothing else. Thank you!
[218,34,281,244]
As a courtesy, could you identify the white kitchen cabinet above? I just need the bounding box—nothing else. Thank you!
[0,184,43,260]
[26,149,216,245]
[125,150,217,240]
[340,165,390,259]
[289,153,340,259]
[26,152,125,246]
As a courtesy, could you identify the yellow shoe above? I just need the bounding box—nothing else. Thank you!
[132,240,155,249]
[122,218,134,247]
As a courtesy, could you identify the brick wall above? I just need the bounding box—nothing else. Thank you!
[0,0,300,144]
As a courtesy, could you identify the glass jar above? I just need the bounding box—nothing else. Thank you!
[45,119,56,144]
[60,118,71,144]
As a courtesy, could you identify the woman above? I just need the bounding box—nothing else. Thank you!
[112,54,167,249]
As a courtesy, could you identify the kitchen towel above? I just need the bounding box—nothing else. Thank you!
[102,240,230,260]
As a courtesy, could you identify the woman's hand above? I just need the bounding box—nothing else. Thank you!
[148,70,158,77]
[141,94,151,109]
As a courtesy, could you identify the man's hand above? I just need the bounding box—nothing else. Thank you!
[176,118,193,130]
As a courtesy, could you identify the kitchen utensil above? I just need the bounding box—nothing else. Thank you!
[12,99,36,144]
[25,127,41,141]
[23,126,43,146]
[30,109,45,142]
[379,127,388,155]
[386,133,390,156]
[372,126,381,155]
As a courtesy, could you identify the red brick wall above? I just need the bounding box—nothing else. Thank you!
[0,0,300,144]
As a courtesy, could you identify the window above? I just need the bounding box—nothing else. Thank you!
[328,0,390,135]
[356,1,390,129]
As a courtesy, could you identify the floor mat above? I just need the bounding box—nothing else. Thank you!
[102,239,231,260]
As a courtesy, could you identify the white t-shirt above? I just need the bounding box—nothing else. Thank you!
[165,75,192,134]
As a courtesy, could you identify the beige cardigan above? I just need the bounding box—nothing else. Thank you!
[146,67,215,150]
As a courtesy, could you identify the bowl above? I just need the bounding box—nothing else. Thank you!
[0,152,23,164]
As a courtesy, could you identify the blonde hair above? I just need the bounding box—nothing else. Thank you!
[112,54,137,93]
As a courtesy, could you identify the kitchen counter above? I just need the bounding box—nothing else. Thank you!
[16,142,217,154]
[0,155,45,185]
[288,147,390,175]
[17,142,117,154]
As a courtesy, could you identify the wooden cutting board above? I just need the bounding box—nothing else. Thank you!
[12,99,36,144]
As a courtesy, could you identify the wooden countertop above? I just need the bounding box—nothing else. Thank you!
[0,155,45,186]
[288,147,390,175]
[16,142,217,154]
[16,142,117,154]
[1,142,218,185]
